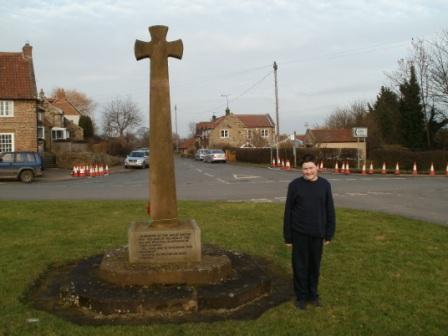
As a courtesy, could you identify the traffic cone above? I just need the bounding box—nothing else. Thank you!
[334,162,339,174]
[429,162,436,176]
[280,160,285,169]
[341,162,346,174]
[412,162,418,176]
[99,165,104,176]
[381,162,387,175]
[271,158,276,167]
[446,163,448,176]
[285,160,291,170]
[95,165,100,177]
[91,165,97,177]
[344,162,350,175]
[320,161,324,170]
[76,166,81,177]
[361,162,367,175]
[368,162,374,174]
[394,162,400,175]
[71,165,77,176]
[104,164,110,176]
[80,166,85,177]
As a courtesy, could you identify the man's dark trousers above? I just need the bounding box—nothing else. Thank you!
[292,231,324,302]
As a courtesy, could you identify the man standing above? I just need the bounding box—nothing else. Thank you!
[283,154,336,310]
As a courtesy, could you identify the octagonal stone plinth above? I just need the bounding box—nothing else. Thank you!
[98,246,232,285]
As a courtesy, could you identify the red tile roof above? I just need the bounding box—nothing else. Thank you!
[179,138,195,149]
[307,129,355,143]
[0,44,37,100]
[236,114,274,128]
[47,90,81,116]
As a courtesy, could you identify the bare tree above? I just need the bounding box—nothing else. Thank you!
[102,97,142,137]
[323,101,369,128]
[429,30,448,105]
[188,122,197,138]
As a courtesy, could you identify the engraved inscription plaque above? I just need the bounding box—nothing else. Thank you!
[128,220,201,263]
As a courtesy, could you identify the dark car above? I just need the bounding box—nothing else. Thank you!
[0,151,43,183]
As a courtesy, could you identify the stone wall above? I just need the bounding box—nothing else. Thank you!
[0,100,37,151]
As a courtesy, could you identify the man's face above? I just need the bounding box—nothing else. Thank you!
[302,161,318,181]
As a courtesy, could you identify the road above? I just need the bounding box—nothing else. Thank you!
[0,157,447,225]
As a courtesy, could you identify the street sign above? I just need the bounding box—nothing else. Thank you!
[352,127,368,138]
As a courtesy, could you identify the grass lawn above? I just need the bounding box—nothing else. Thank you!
[0,200,447,336]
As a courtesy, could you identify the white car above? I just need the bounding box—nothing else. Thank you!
[124,150,149,168]
[195,148,208,161]
[204,149,226,163]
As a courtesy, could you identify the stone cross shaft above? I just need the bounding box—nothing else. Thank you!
[135,25,183,226]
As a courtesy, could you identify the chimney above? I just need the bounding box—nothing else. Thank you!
[212,115,216,122]
[22,43,32,59]
[225,107,230,116]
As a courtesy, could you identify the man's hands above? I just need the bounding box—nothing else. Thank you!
[324,240,331,246]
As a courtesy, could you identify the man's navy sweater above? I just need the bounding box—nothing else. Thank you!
[283,176,336,243]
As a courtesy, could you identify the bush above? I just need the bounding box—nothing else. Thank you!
[369,149,448,171]
[56,151,123,169]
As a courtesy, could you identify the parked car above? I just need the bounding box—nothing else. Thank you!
[124,149,149,168]
[0,151,43,183]
[204,149,226,163]
[195,148,209,161]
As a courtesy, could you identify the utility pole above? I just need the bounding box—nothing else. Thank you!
[273,61,280,162]
[174,104,179,152]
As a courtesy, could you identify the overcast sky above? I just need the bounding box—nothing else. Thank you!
[1,0,447,137]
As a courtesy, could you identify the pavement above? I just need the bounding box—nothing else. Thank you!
[38,166,133,182]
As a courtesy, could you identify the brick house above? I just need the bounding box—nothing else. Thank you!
[0,43,39,153]
[304,128,367,160]
[195,109,275,148]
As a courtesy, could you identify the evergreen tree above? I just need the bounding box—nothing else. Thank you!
[399,66,426,149]
[372,86,401,145]
[79,115,94,139]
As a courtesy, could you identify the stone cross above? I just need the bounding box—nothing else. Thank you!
[135,25,183,227]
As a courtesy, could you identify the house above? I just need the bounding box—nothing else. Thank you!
[195,109,275,148]
[178,138,196,155]
[303,128,366,160]
[0,43,39,153]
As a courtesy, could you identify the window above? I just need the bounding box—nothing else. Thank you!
[0,153,14,162]
[0,133,14,152]
[246,129,252,139]
[220,129,229,138]
[37,126,45,139]
[15,152,34,162]
[261,129,269,137]
[51,127,69,140]
[0,101,14,117]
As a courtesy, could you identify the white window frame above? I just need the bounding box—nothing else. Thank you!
[0,101,14,117]
[261,129,269,137]
[37,126,45,139]
[220,129,229,138]
[246,129,252,139]
[0,133,15,152]
[51,127,69,140]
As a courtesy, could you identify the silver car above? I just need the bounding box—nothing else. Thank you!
[204,149,226,163]
[124,150,149,168]
[195,148,208,161]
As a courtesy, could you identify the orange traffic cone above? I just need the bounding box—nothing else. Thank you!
[381,162,387,175]
[80,166,86,177]
[394,162,400,175]
[105,164,110,175]
[271,158,276,167]
[361,162,367,175]
[334,162,340,174]
[341,162,346,174]
[344,162,350,175]
[320,161,324,170]
[412,162,418,176]
[99,165,104,176]
[368,162,374,174]
[91,165,97,177]
[71,165,77,176]
[285,160,291,170]
[429,162,436,176]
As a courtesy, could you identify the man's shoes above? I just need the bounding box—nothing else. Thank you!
[308,298,322,307]
[294,300,307,310]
